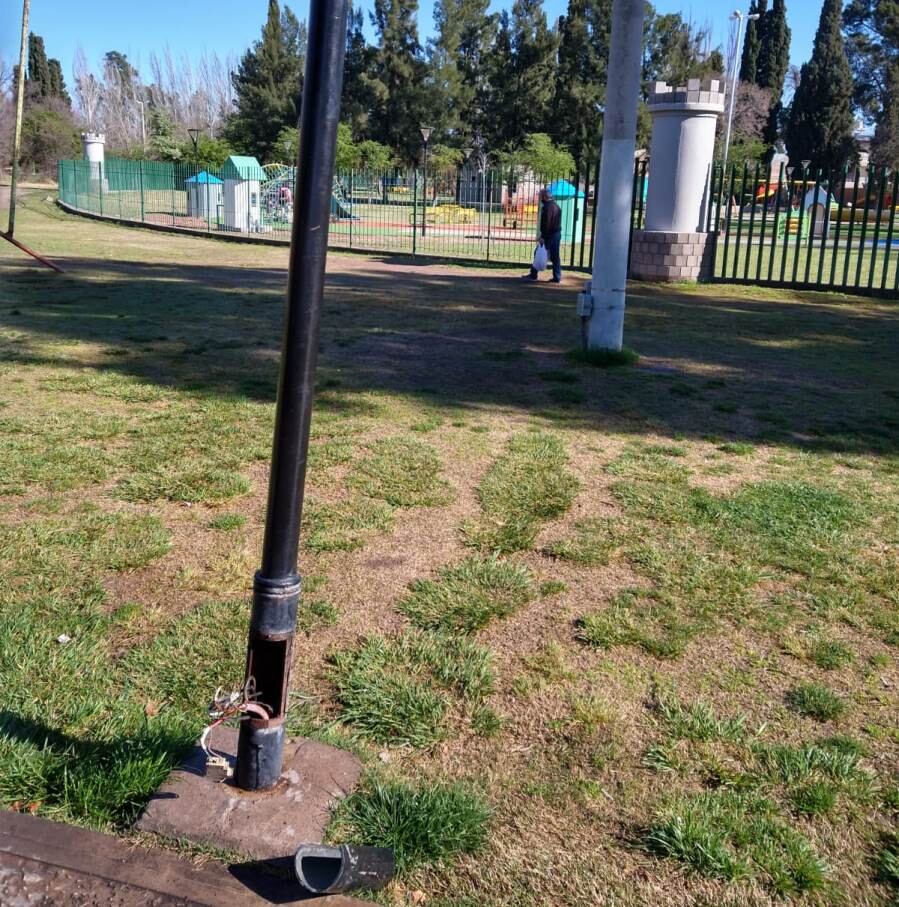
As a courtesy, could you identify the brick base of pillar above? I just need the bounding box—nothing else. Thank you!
[629,230,716,282]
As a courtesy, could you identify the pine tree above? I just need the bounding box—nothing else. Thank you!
[756,0,791,144]
[871,62,899,168]
[27,34,52,98]
[428,0,494,143]
[554,0,612,171]
[342,5,378,138]
[504,0,558,148]
[225,0,304,160]
[642,10,722,87]
[784,0,856,170]
[739,0,767,83]
[457,0,497,142]
[845,0,899,161]
[482,10,515,152]
[369,0,426,163]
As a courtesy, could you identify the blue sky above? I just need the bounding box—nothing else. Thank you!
[2,0,821,95]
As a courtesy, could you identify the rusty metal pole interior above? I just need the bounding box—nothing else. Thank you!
[236,0,349,791]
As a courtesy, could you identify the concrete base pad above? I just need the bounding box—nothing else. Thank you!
[138,727,362,861]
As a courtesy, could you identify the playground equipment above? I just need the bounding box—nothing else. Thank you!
[261,163,296,226]
[407,203,476,227]
[261,165,355,224]
[331,179,356,219]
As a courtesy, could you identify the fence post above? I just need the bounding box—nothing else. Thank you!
[803,169,822,285]
[206,170,211,233]
[853,167,876,289]
[349,170,354,249]
[744,161,761,281]
[412,169,418,256]
[841,166,861,288]
[570,169,579,269]
[138,160,144,221]
[98,162,104,216]
[867,167,888,289]
[485,171,492,263]
[72,160,78,210]
[881,170,899,291]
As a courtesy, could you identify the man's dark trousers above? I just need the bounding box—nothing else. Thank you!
[529,230,562,281]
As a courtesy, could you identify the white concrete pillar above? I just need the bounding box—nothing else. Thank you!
[628,79,725,284]
[643,80,725,233]
[586,0,645,352]
[81,132,107,189]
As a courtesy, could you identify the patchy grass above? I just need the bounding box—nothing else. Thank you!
[786,683,848,721]
[331,775,491,870]
[808,638,854,670]
[208,513,247,532]
[398,556,535,633]
[465,432,579,553]
[646,790,828,896]
[2,200,899,904]
[350,437,452,507]
[655,695,748,743]
[302,498,394,552]
[327,632,493,746]
[543,518,621,566]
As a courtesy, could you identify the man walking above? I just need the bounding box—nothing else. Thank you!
[523,187,563,283]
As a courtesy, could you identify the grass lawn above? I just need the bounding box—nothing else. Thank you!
[1,190,898,905]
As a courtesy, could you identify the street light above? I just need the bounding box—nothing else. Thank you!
[722,8,761,177]
[420,125,433,237]
[187,127,201,173]
[235,0,349,792]
[136,99,147,149]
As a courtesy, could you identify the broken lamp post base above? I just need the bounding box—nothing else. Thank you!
[137,726,361,861]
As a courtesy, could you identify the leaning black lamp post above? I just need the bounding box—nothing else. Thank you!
[236,0,349,792]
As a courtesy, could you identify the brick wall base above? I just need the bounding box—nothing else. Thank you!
[629,230,715,282]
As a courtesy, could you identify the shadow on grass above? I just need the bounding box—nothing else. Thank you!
[2,252,898,454]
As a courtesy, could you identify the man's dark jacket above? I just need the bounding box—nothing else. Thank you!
[540,200,562,237]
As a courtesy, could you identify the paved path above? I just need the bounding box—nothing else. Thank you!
[0,812,372,906]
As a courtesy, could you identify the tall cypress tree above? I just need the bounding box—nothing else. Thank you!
[784,0,856,170]
[369,0,426,162]
[47,59,71,106]
[27,34,52,98]
[756,0,791,144]
[225,0,304,160]
[739,0,767,83]
[554,0,612,171]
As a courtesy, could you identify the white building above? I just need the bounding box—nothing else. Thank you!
[185,171,224,221]
[222,155,265,231]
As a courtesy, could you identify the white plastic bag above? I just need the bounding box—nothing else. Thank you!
[532,242,548,272]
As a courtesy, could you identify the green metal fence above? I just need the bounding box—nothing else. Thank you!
[58,156,606,272]
[708,161,899,296]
